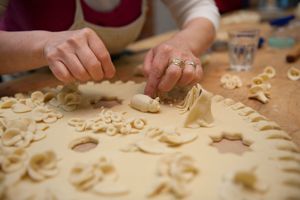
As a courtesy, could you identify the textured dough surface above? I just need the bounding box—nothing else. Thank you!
[1,81,300,200]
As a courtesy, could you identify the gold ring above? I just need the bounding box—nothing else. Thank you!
[185,60,196,68]
[169,58,185,68]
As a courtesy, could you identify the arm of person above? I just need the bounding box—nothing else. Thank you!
[0,28,115,82]
[143,0,219,97]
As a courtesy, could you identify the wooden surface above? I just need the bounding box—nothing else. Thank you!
[0,24,299,147]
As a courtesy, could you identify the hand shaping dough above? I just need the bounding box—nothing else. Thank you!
[184,88,214,128]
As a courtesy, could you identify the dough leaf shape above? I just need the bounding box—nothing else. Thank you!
[136,138,173,154]
[184,88,214,128]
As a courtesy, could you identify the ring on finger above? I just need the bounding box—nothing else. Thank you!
[169,57,185,68]
[185,60,197,68]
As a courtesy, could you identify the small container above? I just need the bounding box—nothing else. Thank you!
[228,29,260,71]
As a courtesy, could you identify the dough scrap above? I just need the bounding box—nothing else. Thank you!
[11,103,32,113]
[148,153,198,199]
[220,74,243,89]
[130,94,160,113]
[27,151,59,181]
[184,88,214,128]
[0,97,17,109]
[287,67,300,81]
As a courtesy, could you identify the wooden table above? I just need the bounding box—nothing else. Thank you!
[1,24,299,147]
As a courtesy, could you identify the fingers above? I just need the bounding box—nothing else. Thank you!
[144,51,169,97]
[76,45,104,81]
[48,61,74,83]
[158,64,182,92]
[178,64,195,86]
[190,63,203,85]
[62,53,90,82]
[142,50,154,78]
[87,31,115,78]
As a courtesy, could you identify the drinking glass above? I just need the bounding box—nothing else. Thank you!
[228,29,260,71]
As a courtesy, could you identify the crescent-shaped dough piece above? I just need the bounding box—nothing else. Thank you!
[136,138,173,154]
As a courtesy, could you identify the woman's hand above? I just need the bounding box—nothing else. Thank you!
[44,28,115,83]
[143,38,203,98]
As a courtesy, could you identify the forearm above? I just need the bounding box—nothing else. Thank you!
[170,17,216,57]
[0,30,50,74]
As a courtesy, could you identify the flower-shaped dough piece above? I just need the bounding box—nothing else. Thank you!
[33,106,63,124]
[287,67,300,81]
[27,151,59,181]
[1,154,24,173]
[149,153,198,199]
[70,163,102,190]
[2,128,33,148]
[220,74,242,90]
[248,85,270,104]
[263,66,276,78]
[31,91,45,105]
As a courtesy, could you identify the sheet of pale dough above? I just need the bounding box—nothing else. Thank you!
[1,81,300,200]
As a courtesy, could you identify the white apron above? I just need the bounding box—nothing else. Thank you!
[69,0,147,54]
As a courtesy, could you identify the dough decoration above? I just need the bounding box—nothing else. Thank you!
[0,148,27,173]
[220,74,243,89]
[68,109,147,135]
[121,127,198,154]
[177,84,202,114]
[248,66,275,104]
[184,88,214,128]
[48,84,82,112]
[148,153,198,199]
[27,150,59,181]
[0,81,300,200]
[219,169,268,200]
[69,156,128,196]
[1,117,47,148]
[287,67,300,81]
[263,66,276,78]
[0,97,17,109]
[248,84,270,104]
[130,94,160,113]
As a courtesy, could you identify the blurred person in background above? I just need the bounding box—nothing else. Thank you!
[0,0,219,97]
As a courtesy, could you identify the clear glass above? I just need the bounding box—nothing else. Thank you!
[228,29,260,71]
